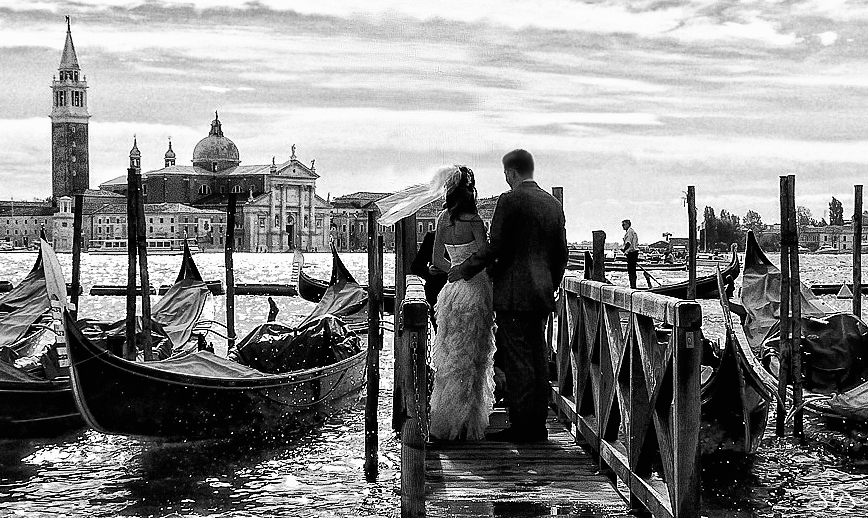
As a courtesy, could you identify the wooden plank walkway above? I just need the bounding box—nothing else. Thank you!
[425,408,630,517]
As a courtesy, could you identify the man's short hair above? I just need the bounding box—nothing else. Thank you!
[622,219,631,227]
[503,149,534,177]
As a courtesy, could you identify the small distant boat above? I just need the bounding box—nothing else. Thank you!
[88,237,199,255]
[813,245,843,255]
[298,245,396,314]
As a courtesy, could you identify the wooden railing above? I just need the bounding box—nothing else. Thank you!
[550,276,702,518]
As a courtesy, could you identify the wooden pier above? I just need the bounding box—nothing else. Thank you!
[392,211,702,518]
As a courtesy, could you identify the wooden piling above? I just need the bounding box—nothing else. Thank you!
[365,211,382,482]
[787,175,804,439]
[687,186,697,300]
[70,193,84,319]
[777,176,792,436]
[225,193,237,350]
[854,185,863,318]
[400,275,428,518]
[125,166,138,361]
[133,167,154,361]
[392,215,417,433]
[591,230,606,282]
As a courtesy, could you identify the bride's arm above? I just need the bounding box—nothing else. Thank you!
[470,215,488,251]
[431,211,451,274]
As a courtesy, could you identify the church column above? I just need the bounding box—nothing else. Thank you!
[308,185,315,250]
[297,185,304,250]
[267,188,274,252]
[279,184,287,250]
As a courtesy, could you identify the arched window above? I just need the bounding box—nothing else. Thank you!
[231,185,243,193]
[198,185,211,195]
[274,215,280,228]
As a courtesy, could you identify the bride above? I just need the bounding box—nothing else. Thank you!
[428,165,496,441]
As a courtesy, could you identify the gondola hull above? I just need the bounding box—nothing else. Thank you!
[647,245,740,299]
[0,378,82,438]
[64,312,367,440]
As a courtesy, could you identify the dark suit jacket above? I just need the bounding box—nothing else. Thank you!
[460,180,568,312]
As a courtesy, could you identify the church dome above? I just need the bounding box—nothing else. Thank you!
[192,112,240,172]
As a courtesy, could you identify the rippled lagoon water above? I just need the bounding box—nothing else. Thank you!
[1,251,868,517]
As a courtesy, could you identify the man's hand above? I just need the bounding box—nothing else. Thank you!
[448,264,468,282]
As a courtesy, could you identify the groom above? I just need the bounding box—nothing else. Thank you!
[448,149,568,442]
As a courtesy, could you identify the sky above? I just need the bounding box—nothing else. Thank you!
[1,0,868,243]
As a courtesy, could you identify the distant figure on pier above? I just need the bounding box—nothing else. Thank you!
[621,219,639,289]
[450,149,568,443]
[409,231,447,330]
[428,166,496,441]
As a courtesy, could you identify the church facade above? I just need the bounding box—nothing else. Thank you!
[99,115,331,252]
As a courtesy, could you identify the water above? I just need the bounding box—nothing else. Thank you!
[1,251,868,517]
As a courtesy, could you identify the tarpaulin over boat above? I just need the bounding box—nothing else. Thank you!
[229,315,362,374]
[829,381,868,421]
[144,350,268,379]
[0,356,39,382]
[299,244,367,326]
[0,257,48,348]
[740,230,833,349]
[76,278,209,360]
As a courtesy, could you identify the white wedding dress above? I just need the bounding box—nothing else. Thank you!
[429,241,496,441]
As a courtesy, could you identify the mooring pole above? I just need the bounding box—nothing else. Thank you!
[364,211,382,481]
[225,193,237,350]
[854,185,863,318]
[133,166,154,361]
[125,165,138,361]
[786,175,804,439]
[777,176,792,436]
[687,186,697,300]
[70,193,84,319]
[592,230,606,282]
[392,214,417,433]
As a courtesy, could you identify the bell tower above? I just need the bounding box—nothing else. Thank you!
[51,16,90,204]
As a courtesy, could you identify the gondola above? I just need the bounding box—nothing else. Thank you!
[0,240,80,437]
[647,244,740,299]
[0,240,213,437]
[297,245,396,313]
[734,230,868,423]
[697,267,775,455]
[55,247,368,441]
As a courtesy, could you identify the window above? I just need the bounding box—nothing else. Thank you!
[149,226,153,233]
[149,218,153,223]
[72,91,83,107]
[62,222,68,227]
[213,162,218,172]
[98,218,102,224]
[231,185,242,193]
[428,222,434,231]
[258,217,265,228]
[55,91,65,106]
[418,223,423,233]
[142,185,147,196]
[159,218,164,224]
[198,185,211,195]
[220,186,226,193]
[275,215,280,228]
[170,218,174,223]
[342,225,347,233]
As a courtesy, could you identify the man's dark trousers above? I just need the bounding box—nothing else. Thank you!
[626,251,640,289]
[496,310,550,434]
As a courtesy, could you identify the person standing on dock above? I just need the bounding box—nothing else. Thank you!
[450,149,568,443]
[621,219,639,289]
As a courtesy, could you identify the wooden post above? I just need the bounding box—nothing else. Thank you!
[854,185,863,318]
[125,166,138,361]
[787,175,804,439]
[777,176,792,436]
[133,167,154,361]
[364,211,382,482]
[225,193,237,350]
[70,193,84,319]
[392,214,417,433]
[687,186,697,300]
[592,230,606,282]
[400,275,428,518]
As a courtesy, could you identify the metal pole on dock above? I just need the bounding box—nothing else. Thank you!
[591,230,606,282]
[70,193,84,319]
[225,193,237,350]
[777,176,792,436]
[687,186,697,300]
[787,175,804,439]
[854,185,863,318]
[125,165,138,361]
[392,215,417,433]
[133,165,154,361]
[364,211,382,482]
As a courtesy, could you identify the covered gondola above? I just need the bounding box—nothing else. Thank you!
[297,245,396,313]
[57,245,368,441]
[736,230,868,423]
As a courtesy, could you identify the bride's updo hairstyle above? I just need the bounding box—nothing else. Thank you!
[444,165,478,224]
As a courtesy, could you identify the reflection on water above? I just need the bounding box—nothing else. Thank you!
[2,252,868,516]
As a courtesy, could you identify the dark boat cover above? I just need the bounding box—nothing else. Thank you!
[145,350,268,379]
[0,356,40,381]
[228,315,362,374]
[0,258,48,348]
[76,278,209,360]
